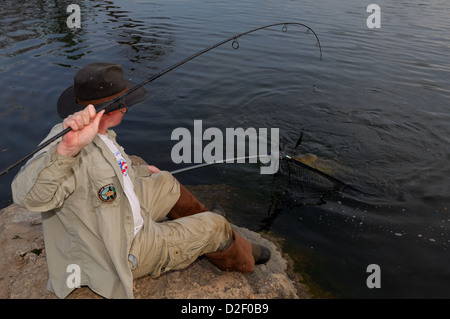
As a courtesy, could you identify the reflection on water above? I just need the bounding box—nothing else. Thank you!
[1,0,450,298]
[0,0,176,207]
[1,0,88,61]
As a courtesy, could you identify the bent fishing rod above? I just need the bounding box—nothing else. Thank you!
[0,22,322,177]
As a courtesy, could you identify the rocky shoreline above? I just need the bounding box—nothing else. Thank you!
[0,202,310,299]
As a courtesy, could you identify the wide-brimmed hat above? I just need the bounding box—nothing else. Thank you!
[57,62,147,118]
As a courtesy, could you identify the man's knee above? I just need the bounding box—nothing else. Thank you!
[201,211,231,232]
[153,171,180,194]
[200,212,233,249]
[137,171,180,220]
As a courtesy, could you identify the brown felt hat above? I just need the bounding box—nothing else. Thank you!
[57,62,147,119]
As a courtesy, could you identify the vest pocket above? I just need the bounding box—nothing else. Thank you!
[89,168,122,207]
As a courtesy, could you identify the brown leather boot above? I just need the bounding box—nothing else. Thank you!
[168,183,208,219]
[205,230,255,273]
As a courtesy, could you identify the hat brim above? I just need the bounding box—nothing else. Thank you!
[57,80,147,119]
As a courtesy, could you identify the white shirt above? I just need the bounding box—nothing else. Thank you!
[98,134,143,237]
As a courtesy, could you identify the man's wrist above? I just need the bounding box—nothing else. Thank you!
[56,141,81,157]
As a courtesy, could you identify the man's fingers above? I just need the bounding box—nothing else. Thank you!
[74,112,86,130]
[63,105,97,131]
[87,104,104,128]
[93,109,105,126]
[64,116,79,131]
[148,165,161,174]
[87,104,97,120]
[82,107,91,126]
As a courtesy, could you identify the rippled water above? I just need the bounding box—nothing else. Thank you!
[1,0,449,298]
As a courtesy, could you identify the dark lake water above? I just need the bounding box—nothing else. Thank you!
[1,0,449,298]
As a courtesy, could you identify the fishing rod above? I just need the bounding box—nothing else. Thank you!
[0,22,322,177]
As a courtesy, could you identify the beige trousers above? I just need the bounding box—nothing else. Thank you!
[129,171,233,279]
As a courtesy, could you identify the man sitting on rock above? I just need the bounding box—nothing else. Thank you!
[11,62,270,299]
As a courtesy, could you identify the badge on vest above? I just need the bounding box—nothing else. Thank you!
[98,183,117,203]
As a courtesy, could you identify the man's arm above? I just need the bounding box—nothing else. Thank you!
[11,105,104,212]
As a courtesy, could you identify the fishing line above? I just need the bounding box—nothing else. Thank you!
[170,152,347,192]
[170,155,266,175]
[0,22,322,177]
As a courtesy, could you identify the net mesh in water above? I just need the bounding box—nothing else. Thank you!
[270,149,348,207]
[278,154,346,192]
